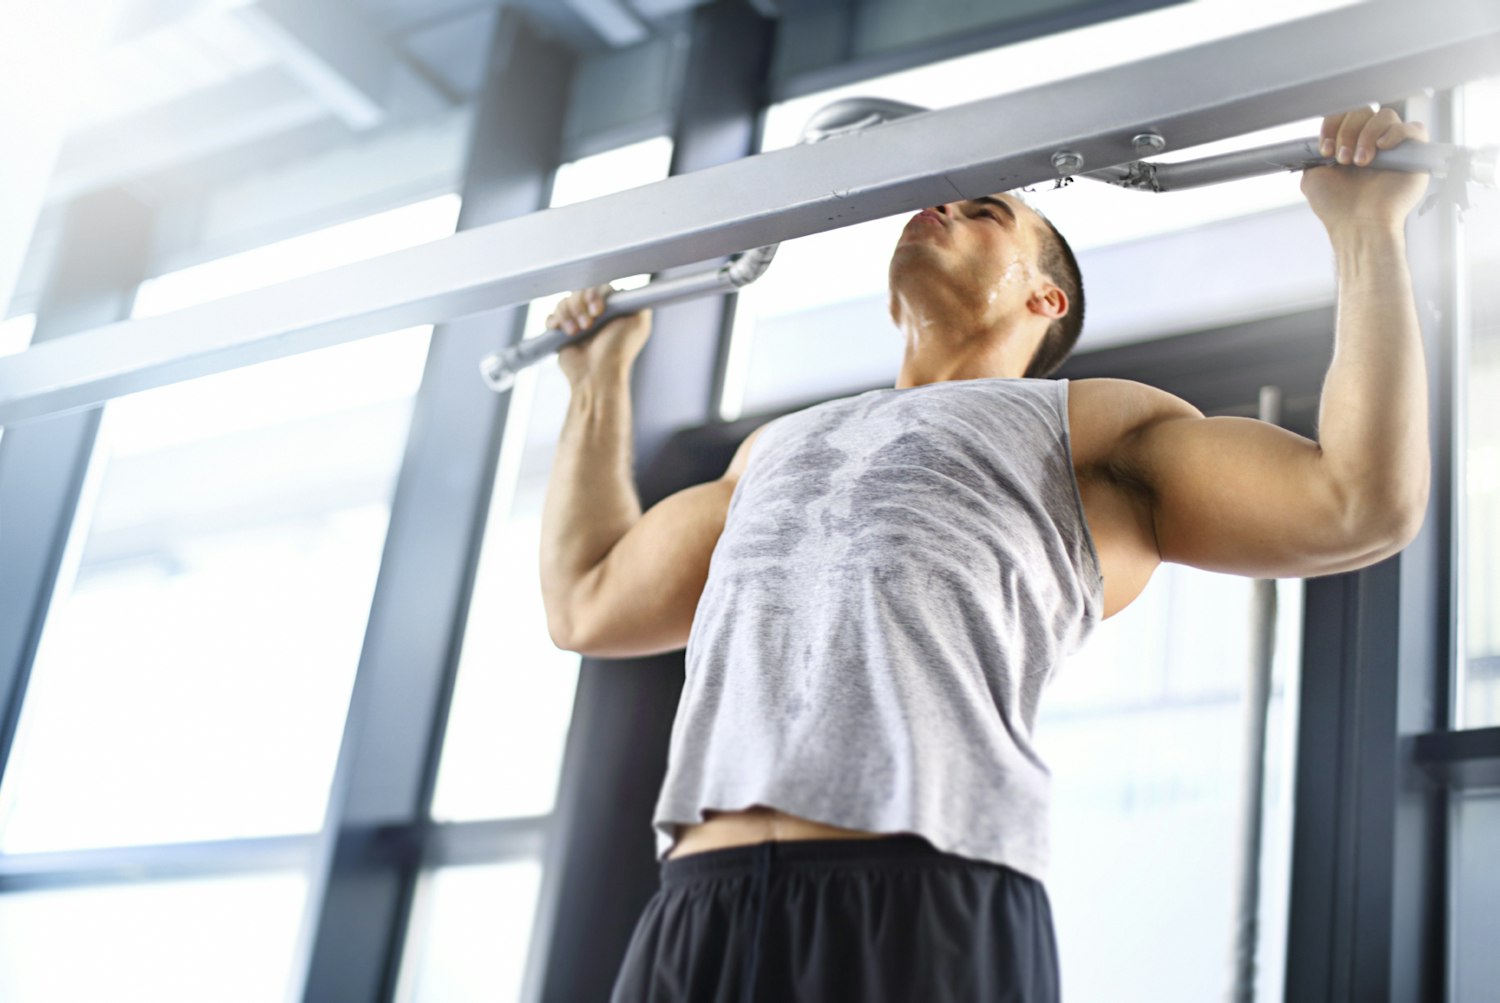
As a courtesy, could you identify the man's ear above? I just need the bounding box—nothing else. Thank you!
[1029,282,1068,321]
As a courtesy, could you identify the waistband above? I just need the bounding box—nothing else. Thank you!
[659,834,1011,890]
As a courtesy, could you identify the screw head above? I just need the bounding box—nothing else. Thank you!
[1051,150,1085,174]
[1132,132,1166,154]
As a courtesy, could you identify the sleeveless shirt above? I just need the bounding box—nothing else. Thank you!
[650,376,1104,881]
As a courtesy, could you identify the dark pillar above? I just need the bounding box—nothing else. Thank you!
[290,11,575,1001]
[529,4,774,1001]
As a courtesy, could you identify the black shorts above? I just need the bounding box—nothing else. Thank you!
[608,833,1060,1002]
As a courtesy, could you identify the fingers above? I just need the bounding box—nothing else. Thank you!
[545,283,614,335]
[1320,105,1425,166]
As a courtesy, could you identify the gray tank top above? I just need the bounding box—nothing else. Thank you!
[651,376,1104,880]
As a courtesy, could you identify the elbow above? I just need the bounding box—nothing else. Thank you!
[546,613,580,653]
[1338,483,1429,565]
[543,591,589,654]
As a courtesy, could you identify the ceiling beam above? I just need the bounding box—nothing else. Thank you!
[235,0,449,130]
[46,67,327,204]
[565,0,651,47]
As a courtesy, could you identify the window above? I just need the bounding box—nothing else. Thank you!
[0,871,306,1002]
[720,0,1358,419]
[428,137,675,824]
[401,137,672,1000]
[0,196,460,853]
[396,861,544,1003]
[0,312,35,357]
[1040,567,1303,1003]
[1459,75,1500,728]
[1451,791,1500,1002]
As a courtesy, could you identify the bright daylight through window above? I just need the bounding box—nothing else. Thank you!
[0,195,460,853]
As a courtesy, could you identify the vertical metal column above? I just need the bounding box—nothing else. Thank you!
[0,191,151,791]
[289,11,574,1002]
[526,5,773,1002]
[1284,93,1457,1002]
[1230,385,1281,1003]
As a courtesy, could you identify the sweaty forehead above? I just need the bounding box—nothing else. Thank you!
[986,192,1045,241]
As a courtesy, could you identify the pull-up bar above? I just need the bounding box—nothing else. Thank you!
[479,96,1495,392]
[1,0,1498,426]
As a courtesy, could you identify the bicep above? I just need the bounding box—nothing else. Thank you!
[1127,413,1394,579]
[568,424,766,658]
[569,478,735,658]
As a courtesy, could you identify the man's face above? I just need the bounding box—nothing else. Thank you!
[887,192,1052,330]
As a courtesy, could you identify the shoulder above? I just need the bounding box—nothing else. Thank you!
[1064,377,1203,468]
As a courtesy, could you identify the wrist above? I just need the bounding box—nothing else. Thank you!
[568,365,633,397]
[1325,218,1406,250]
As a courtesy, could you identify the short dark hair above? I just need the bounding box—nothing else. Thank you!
[1019,205,1084,378]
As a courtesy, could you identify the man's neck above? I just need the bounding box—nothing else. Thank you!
[893,317,1038,389]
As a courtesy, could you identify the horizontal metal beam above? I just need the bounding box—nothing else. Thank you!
[47,67,327,204]
[1414,726,1500,790]
[0,834,314,892]
[3,0,1499,426]
[236,0,450,130]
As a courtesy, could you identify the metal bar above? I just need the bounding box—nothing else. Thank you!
[288,12,575,1003]
[0,834,315,893]
[1082,137,1495,192]
[1230,386,1282,1003]
[1413,726,1500,789]
[480,265,738,392]
[2,0,1498,427]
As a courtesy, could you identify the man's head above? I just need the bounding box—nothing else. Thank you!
[887,191,1084,379]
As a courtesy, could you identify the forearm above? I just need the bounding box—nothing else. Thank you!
[1316,223,1431,532]
[539,368,643,633]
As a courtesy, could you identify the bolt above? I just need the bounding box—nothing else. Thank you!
[1132,132,1166,154]
[1051,150,1085,174]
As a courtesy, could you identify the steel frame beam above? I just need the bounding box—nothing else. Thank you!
[524,6,774,1001]
[286,11,574,1002]
[3,0,1498,427]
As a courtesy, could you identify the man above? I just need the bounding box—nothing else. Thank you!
[540,105,1431,1001]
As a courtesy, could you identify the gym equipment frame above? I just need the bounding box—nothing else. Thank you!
[1,0,1498,425]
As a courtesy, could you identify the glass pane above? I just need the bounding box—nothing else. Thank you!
[1461,76,1500,728]
[771,0,1363,99]
[1040,565,1303,1003]
[0,871,305,1002]
[397,859,544,1003]
[0,197,460,853]
[723,7,1352,419]
[0,312,35,357]
[1452,791,1500,1003]
[430,138,673,823]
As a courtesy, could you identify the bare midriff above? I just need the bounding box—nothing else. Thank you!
[665,804,896,860]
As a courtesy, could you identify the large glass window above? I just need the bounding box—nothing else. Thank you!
[721,0,1356,420]
[0,312,35,357]
[0,871,306,1002]
[1451,791,1500,1003]
[1041,567,1303,1003]
[0,196,460,853]
[396,860,544,1003]
[1460,75,1500,728]
[427,137,674,824]
[400,138,673,1001]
